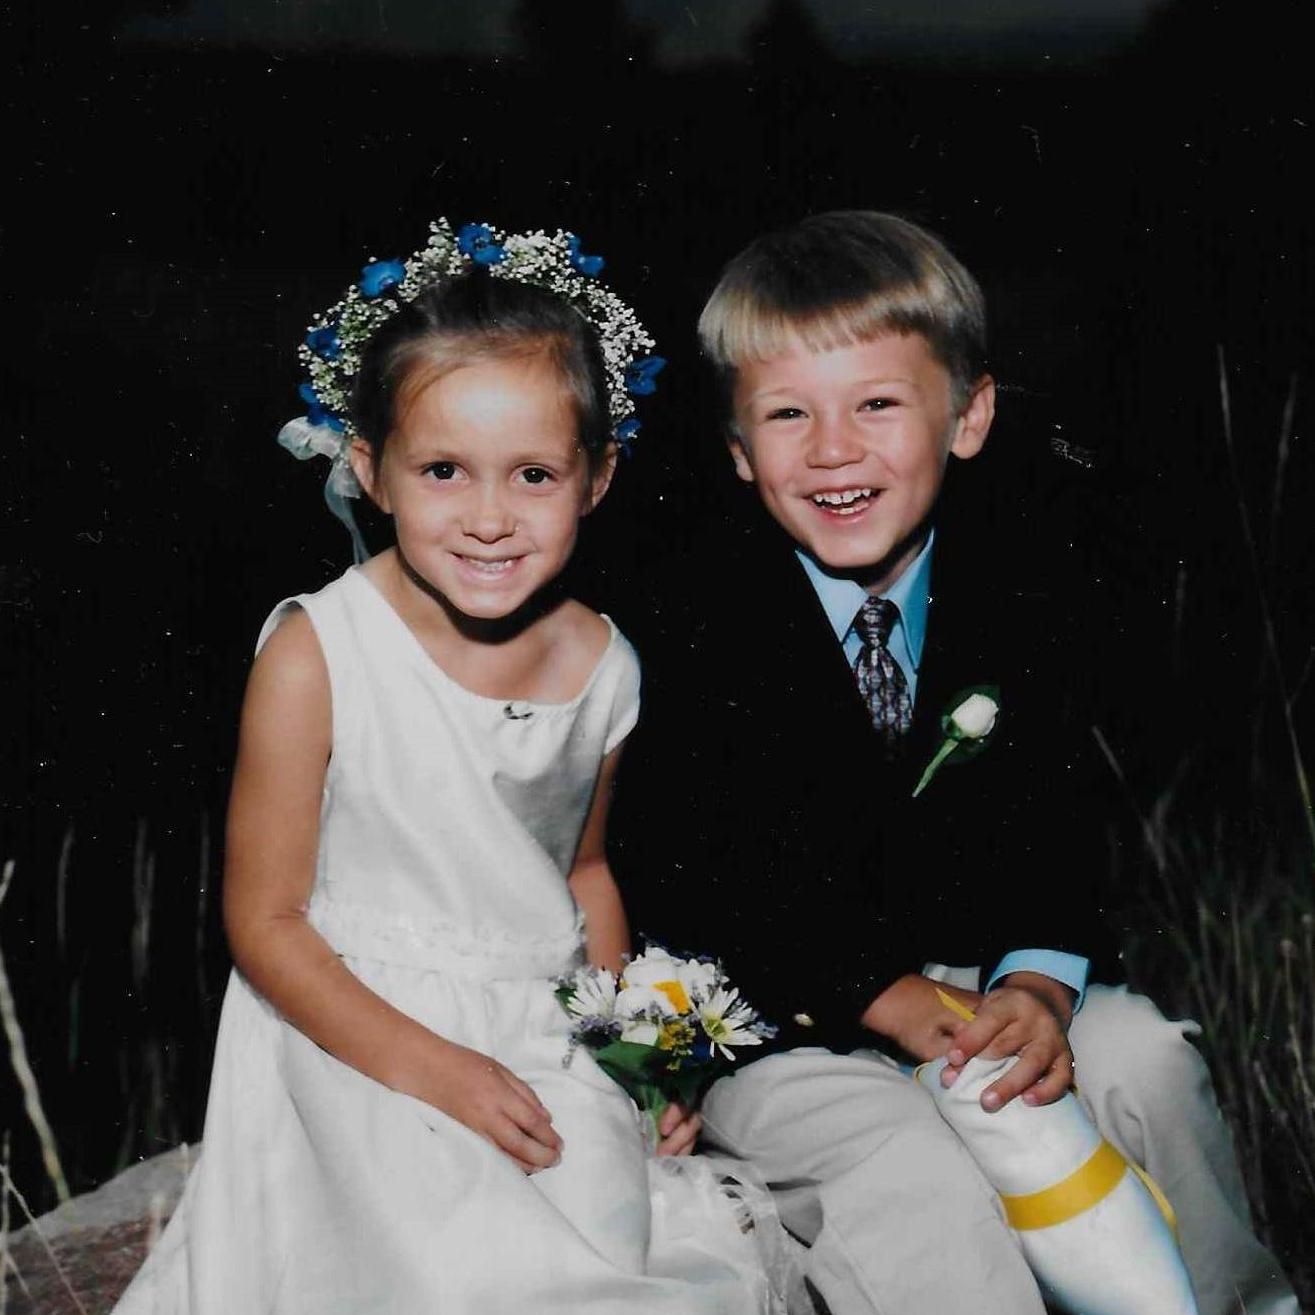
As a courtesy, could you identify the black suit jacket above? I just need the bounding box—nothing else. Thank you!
[606,471,1121,1056]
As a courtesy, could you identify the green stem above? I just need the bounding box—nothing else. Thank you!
[912,737,958,798]
[634,1084,669,1154]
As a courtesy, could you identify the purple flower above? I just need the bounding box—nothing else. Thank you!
[457,223,506,266]
[567,234,605,277]
[359,259,406,297]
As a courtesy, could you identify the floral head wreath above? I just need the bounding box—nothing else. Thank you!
[277,218,665,562]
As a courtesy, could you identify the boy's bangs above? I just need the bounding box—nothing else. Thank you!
[704,292,929,369]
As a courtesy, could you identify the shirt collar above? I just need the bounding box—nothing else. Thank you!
[795,531,934,667]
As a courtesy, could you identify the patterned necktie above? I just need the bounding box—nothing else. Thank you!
[852,597,914,748]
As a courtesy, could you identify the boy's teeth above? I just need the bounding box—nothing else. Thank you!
[463,557,515,574]
[812,488,873,507]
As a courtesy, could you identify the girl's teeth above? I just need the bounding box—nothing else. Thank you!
[464,558,515,575]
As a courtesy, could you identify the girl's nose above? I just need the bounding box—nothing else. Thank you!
[805,414,865,468]
[463,485,516,542]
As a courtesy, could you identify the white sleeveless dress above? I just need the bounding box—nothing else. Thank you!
[113,566,792,1315]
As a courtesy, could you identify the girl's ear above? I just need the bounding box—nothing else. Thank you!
[583,443,619,515]
[348,439,390,512]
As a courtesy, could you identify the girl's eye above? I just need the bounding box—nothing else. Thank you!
[521,466,554,486]
[424,461,457,481]
[860,397,895,412]
[765,406,805,422]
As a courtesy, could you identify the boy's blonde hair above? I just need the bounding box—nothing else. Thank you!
[698,210,987,413]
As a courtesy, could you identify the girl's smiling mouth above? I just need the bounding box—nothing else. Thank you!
[454,554,522,577]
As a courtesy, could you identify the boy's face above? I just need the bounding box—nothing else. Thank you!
[728,332,994,594]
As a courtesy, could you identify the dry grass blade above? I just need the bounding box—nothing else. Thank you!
[1,1130,9,1315]
[0,1160,89,1315]
[1216,347,1315,863]
[0,862,70,1204]
[54,827,74,963]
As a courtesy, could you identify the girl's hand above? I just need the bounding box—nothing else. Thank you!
[942,971,1075,1111]
[655,1102,702,1157]
[420,1040,563,1174]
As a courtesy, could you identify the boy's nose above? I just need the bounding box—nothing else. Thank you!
[805,415,865,468]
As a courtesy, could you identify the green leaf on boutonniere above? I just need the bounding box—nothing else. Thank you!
[912,684,1001,798]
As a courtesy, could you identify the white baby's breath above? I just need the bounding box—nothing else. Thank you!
[298,218,655,439]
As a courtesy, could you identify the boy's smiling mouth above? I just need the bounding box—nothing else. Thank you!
[810,487,875,516]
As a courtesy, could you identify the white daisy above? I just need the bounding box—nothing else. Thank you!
[699,986,768,1060]
[563,967,617,1022]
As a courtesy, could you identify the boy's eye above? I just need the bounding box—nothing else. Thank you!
[424,461,457,481]
[520,466,554,485]
[859,397,895,412]
[765,406,805,422]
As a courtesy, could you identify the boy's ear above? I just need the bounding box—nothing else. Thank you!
[949,375,996,461]
[726,428,756,484]
[583,442,619,514]
[348,438,389,512]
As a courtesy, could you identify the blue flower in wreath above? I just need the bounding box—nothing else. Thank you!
[305,325,343,360]
[615,416,641,454]
[359,259,406,298]
[567,234,605,277]
[457,223,506,266]
[299,381,345,432]
[624,355,667,397]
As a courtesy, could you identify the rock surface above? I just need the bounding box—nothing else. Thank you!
[3,1146,193,1315]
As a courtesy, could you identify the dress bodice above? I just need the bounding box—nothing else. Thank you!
[256,567,640,977]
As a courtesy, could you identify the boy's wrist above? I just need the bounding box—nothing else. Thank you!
[993,970,1075,1029]
[859,973,925,1040]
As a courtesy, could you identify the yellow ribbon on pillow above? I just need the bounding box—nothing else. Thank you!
[1001,1137,1126,1230]
[930,988,1179,1238]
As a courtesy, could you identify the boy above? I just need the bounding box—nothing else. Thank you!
[607,211,1295,1315]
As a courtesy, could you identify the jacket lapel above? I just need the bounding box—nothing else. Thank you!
[899,512,1001,797]
[721,506,898,808]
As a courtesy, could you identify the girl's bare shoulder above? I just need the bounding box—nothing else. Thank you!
[254,606,328,683]
[245,608,331,740]
[532,599,615,701]
[553,598,613,660]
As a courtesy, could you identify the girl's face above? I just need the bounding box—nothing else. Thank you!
[352,349,614,621]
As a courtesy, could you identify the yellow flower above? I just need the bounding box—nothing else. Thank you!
[654,979,692,1014]
[657,1019,695,1054]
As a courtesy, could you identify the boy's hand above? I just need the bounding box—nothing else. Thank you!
[860,974,984,1062]
[942,971,1076,1111]
[655,1102,702,1157]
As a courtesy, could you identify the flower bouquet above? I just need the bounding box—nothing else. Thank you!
[557,946,776,1149]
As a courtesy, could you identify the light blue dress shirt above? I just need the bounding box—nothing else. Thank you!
[795,536,1089,1008]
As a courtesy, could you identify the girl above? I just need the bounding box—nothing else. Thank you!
[113,221,789,1314]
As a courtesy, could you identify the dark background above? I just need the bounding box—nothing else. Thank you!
[3,0,1313,1230]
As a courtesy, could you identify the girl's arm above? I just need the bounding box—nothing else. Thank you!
[567,744,630,973]
[569,741,701,1156]
[224,612,561,1173]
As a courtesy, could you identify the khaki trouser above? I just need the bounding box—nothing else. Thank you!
[701,981,1298,1315]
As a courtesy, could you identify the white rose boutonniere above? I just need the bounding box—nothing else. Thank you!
[912,685,1001,798]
